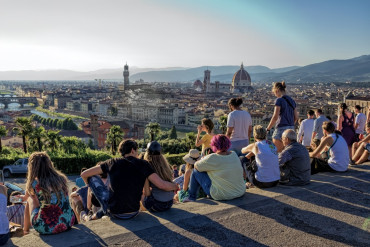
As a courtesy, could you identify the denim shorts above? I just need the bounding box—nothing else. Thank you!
[272,126,295,140]
[229,139,249,156]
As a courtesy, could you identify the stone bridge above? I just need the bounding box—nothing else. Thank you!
[0,96,39,108]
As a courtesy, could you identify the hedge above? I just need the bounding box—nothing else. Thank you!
[165,152,187,166]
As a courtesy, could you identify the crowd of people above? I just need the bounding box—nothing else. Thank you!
[0,81,369,245]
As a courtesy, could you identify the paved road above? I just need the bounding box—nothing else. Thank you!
[9,164,370,247]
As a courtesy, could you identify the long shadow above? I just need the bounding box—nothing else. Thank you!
[109,209,267,247]
[234,192,370,246]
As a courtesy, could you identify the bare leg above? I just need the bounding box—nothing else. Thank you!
[356,151,369,165]
[273,139,284,153]
[352,142,359,158]
[353,143,366,162]
[24,195,40,235]
[348,145,352,159]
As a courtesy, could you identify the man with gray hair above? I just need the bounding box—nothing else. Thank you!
[279,129,311,185]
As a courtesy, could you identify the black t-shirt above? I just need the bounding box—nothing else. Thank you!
[100,156,154,214]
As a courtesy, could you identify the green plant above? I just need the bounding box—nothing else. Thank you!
[0,125,8,153]
[146,122,161,142]
[13,117,33,153]
[106,125,124,155]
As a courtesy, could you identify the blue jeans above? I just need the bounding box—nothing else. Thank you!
[272,126,295,140]
[88,176,110,219]
[229,139,249,156]
[188,169,212,201]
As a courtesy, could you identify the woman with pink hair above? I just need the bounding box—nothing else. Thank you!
[183,135,245,202]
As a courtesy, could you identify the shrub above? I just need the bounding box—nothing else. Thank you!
[165,153,187,166]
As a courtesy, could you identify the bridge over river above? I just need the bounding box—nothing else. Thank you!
[0,95,39,108]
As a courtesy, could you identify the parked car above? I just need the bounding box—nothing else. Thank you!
[4,182,24,206]
[2,158,28,178]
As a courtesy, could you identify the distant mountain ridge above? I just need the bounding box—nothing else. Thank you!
[0,55,369,82]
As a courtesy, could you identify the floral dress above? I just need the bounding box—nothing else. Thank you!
[31,180,76,234]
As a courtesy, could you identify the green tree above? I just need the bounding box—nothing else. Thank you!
[13,117,33,153]
[0,125,8,153]
[30,126,45,152]
[219,115,228,134]
[61,136,86,154]
[169,125,177,139]
[185,132,196,150]
[146,122,161,142]
[46,130,61,152]
[106,125,124,155]
[52,118,59,128]
[88,138,95,150]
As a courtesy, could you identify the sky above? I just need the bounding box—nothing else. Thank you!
[0,0,369,71]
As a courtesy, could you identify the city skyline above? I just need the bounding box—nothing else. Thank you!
[1,0,370,71]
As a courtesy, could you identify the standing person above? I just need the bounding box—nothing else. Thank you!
[142,142,175,212]
[354,105,366,139]
[311,109,329,146]
[81,140,177,220]
[309,121,349,174]
[195,118,215,155]
[337,103,356,158]
[241,126,280,188]
[226,97,252,156]
[297,110,315,147]
[183,135,245,202]
[22,152,76,235]
[266,81,298,152]
[0,184,9,246]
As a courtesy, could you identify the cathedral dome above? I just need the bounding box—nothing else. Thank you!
[231,63,252,93]
[193,79,202,88]
[232,63,251,85]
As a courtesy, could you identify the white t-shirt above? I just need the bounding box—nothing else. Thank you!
[254,140,280,182]
[328,133,349,172]
[355,113,366,134]
[227,110,252,141]
[297,118,314,146]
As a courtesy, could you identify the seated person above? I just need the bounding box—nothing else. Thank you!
[241,125,280,188]
[352,122,370,165]
[0,184,9,245]
[75,168,87,188]
[279,129,311,185]
[309,121,349,174]
[184,135,245,202]
[175,149,201,203]
[81,139,178,220]
[142,142,175,212]
[6,191,25,228]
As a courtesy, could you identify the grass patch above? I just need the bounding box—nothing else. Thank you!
[36,107,87,120]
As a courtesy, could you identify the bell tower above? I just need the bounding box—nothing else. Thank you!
[123,62,130,90]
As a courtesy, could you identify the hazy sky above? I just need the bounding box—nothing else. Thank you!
[1,0,369,71]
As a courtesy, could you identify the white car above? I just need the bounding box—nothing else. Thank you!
[2,158,28,178]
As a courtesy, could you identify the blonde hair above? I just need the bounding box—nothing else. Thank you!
[272,81,286,92]
[144,153,173,182]
[26,152,68,204]
[253,125,267,140]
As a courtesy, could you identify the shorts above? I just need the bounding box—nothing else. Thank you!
[272,126,295,140]
[229,139,249,156]
[143,195,173,212]
[365,143,370,153]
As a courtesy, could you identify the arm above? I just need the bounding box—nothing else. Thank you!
[241,143,255,154]
[87,187,92,211]
[359,134,370,144]
[148,173,177,191]
[297,121,304,144]
[294,109,299,123]
[309,136,333,158]
[337,115,343,131]
[143,179,151,196]
[195,127,205,147]
[278,149,293,167]
[354,115,359,130]
[182,169,192,191]
[226,127,233,138]
[248,125,252,141]
[267,106,280,130]
[81,166,104,185]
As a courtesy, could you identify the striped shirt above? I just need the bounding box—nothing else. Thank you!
[7,204,25,227]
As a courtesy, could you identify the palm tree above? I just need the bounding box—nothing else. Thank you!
[219,115,228,134]
[146,122,161,142]
[0,125,8,153]
[106,125,124,155]
[13,117,33,153]
[29,126,45,152]
[46,130,61,152]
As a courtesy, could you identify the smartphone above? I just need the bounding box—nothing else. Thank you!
[10,196,23,204]
[0,170,4,185]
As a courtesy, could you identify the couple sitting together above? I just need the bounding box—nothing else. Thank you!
[80,136,246,220]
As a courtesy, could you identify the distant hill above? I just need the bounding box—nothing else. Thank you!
[0,55,369,82]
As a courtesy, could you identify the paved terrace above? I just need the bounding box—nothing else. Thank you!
[9,163,370,247]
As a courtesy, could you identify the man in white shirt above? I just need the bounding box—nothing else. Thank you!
[297,110,315,147]
[354,105,366,136]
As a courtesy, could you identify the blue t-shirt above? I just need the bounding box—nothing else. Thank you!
[275,95,296,128]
